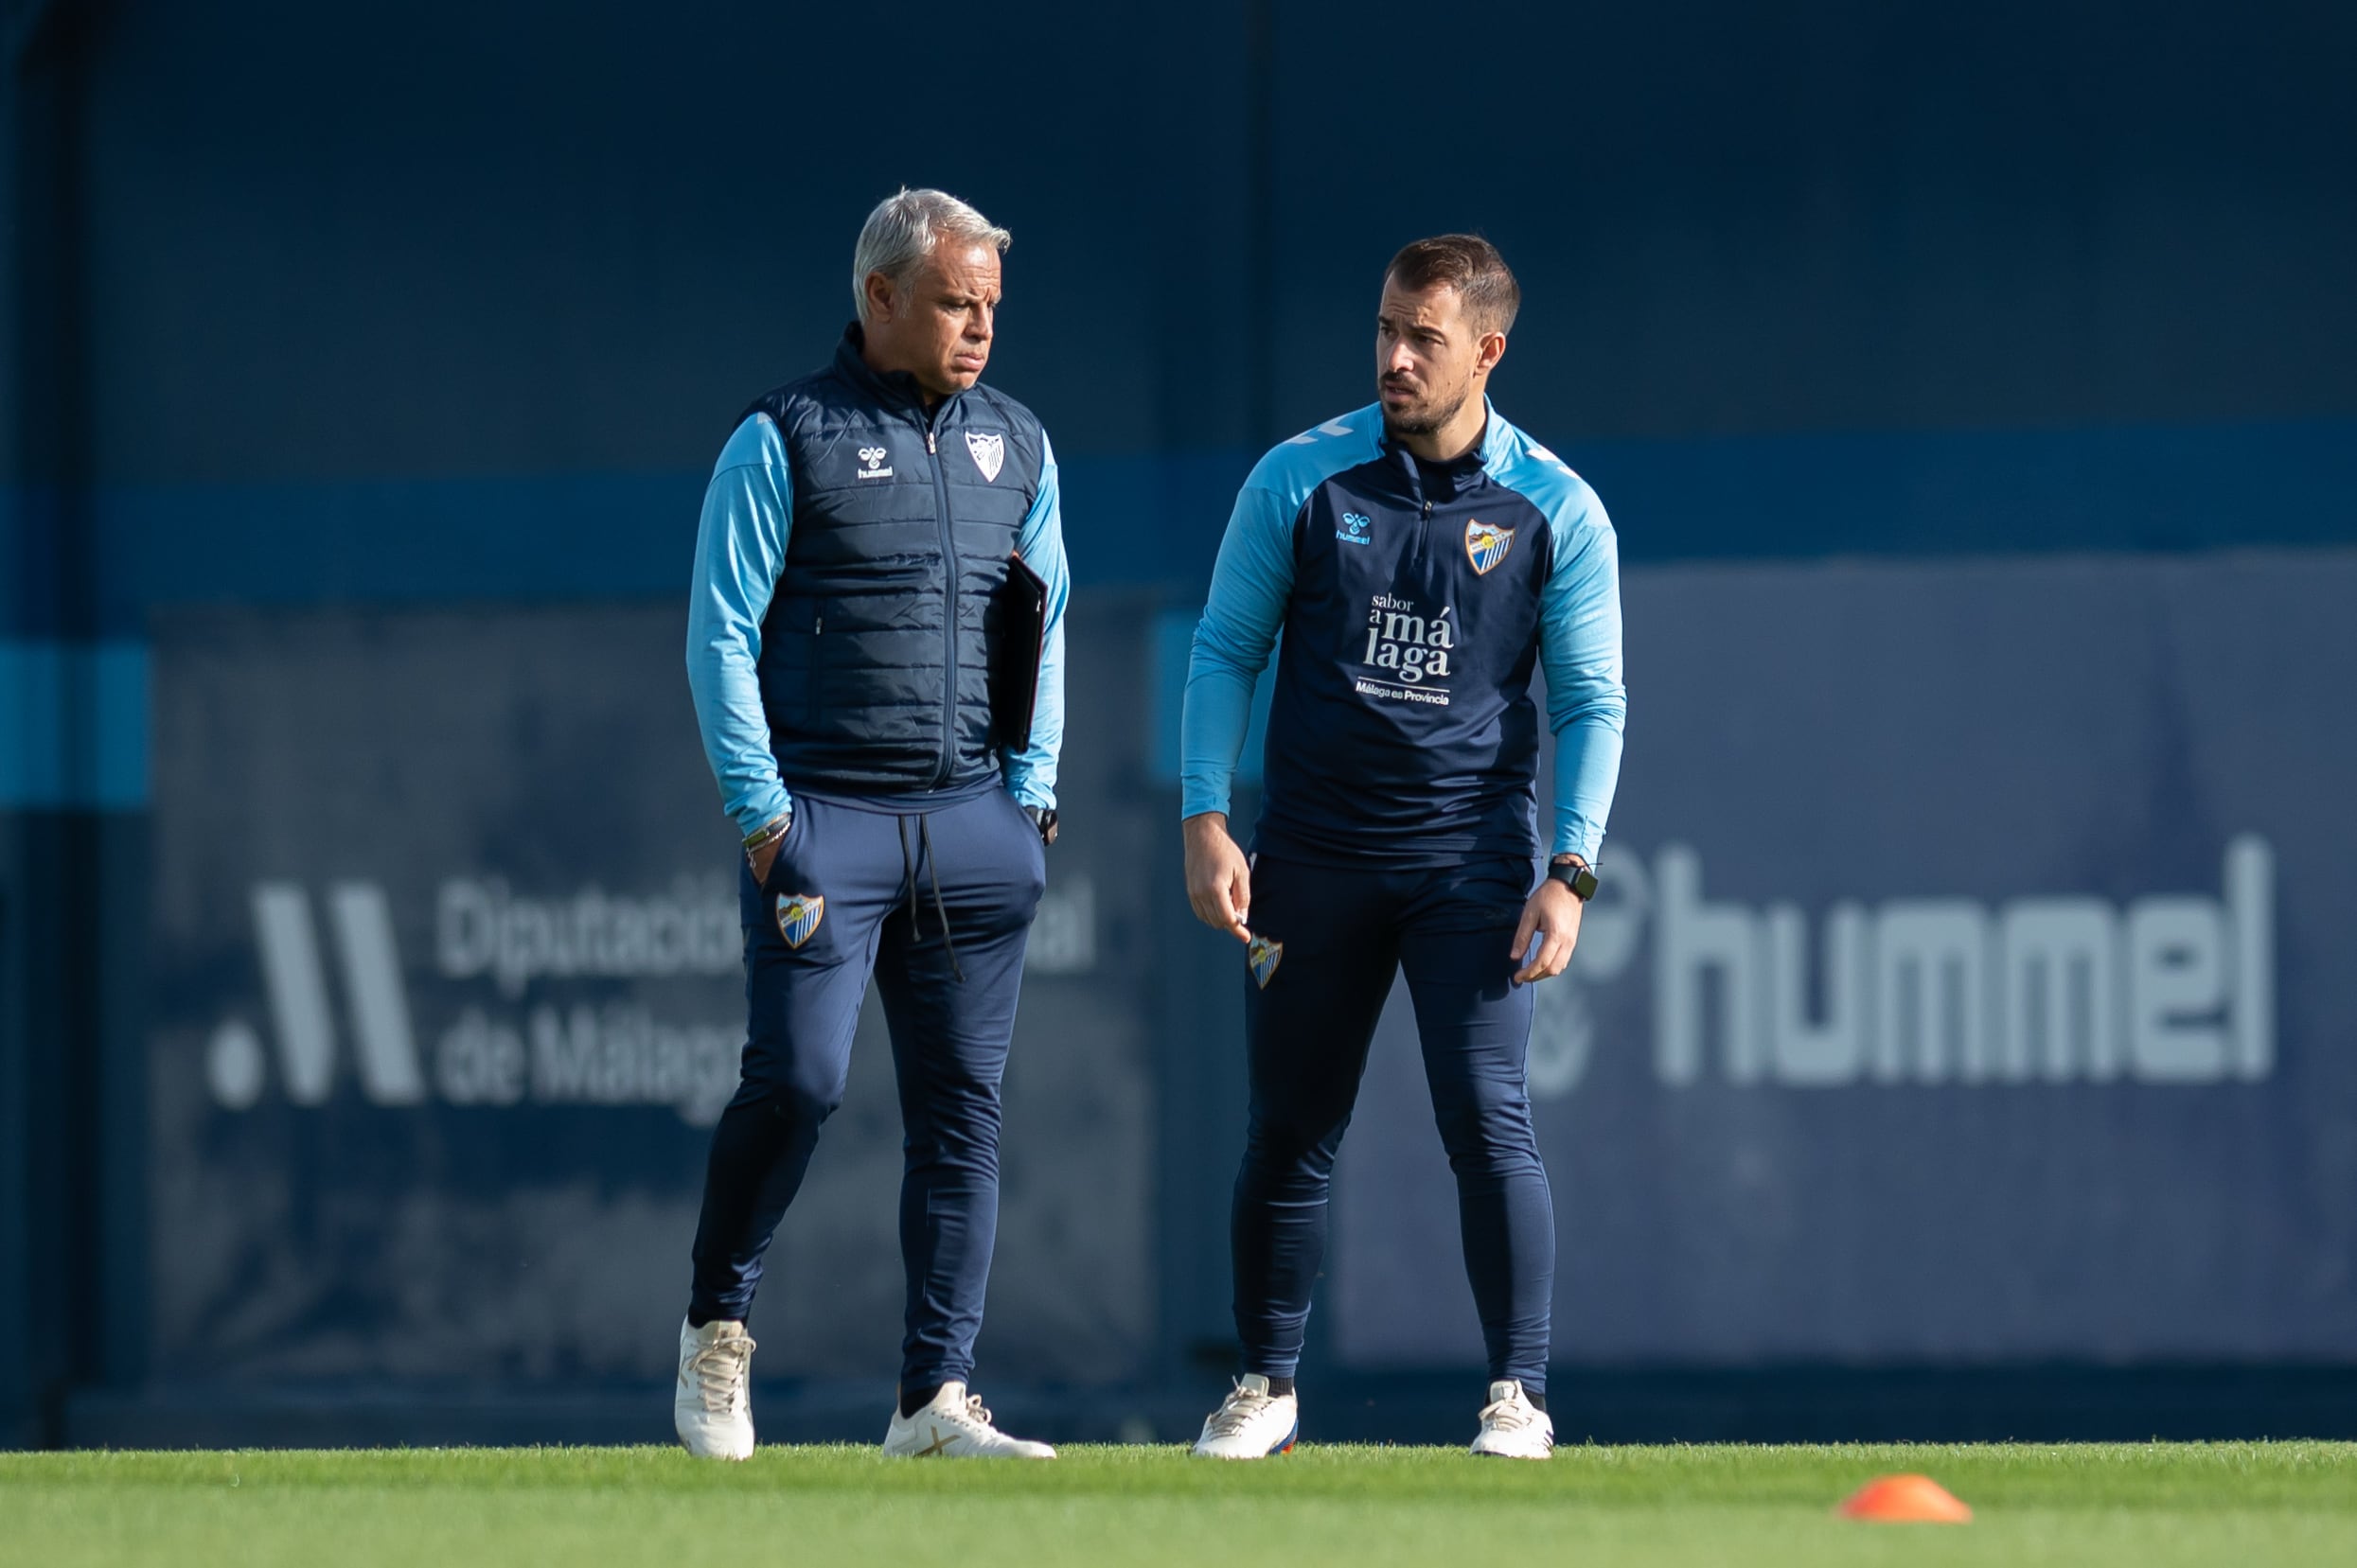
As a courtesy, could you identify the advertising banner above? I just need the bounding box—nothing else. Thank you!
[147,552,2357,1381]
[148,603,1155,1385]
[1333,552,2357,1365]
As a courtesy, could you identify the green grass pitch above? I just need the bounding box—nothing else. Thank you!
[6,1441,2354,1567]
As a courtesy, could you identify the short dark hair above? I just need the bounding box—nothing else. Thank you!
[1385,234,1520,337]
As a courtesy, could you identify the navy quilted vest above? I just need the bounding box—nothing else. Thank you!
[743,326,1046,792]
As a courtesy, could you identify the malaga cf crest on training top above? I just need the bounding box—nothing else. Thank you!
[1464,519,1515,575]
[966,431,1004,482]
[775,892,825,948]
[1248,934,1284,989]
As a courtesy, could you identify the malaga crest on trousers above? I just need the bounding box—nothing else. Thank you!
[1248,934,1284,989]
[775,892,825,948]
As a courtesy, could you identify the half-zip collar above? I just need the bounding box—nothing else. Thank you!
[1384,412,1494,580]
[1379,402,1499,512]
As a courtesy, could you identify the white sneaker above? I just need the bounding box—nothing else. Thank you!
[1191,1374,1299,1459]
[881,1381,1056,1459]
[1468,1380,1553,1459]
[674,1318,755,1460]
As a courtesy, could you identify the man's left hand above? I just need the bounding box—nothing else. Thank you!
[1510,878,1585,985]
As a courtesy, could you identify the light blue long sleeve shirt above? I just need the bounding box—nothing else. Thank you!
[1180,402,1625,863]
[684,413,1069,836]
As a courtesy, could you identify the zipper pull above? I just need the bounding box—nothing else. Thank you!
[1422,500,1432,519]
[927,431,937,454]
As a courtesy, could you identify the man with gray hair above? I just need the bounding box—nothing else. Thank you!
[674,187,1068,1459]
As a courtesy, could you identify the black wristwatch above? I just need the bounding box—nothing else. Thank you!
[1547,855,1598,901]
[1022,805,1059,847]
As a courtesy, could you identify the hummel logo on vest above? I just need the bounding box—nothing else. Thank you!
[858,446,894,480]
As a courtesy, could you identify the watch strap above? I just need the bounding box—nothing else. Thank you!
[1547,858,1598,900]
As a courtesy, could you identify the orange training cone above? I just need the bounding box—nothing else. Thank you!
[1836,1473,1973,1524]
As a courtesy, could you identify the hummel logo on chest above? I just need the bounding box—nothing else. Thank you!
[857,446,895,480]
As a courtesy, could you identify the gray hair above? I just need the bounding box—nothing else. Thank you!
[851,188,1012,325]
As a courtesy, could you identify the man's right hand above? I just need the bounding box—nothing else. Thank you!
[744,808,792,887]
[1183,812,1252,943]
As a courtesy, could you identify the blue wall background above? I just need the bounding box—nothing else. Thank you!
[6,0,2357,1447]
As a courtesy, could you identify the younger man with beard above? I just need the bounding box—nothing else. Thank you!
[1178,236,1626,1458]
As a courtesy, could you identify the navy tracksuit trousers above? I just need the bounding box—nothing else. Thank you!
[686,783,1045,1391]
[1233,853,1555,1394]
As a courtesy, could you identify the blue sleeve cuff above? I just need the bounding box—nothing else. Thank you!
[735,784,795,840]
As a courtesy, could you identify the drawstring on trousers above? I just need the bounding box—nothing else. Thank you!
[894,812,965,983]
